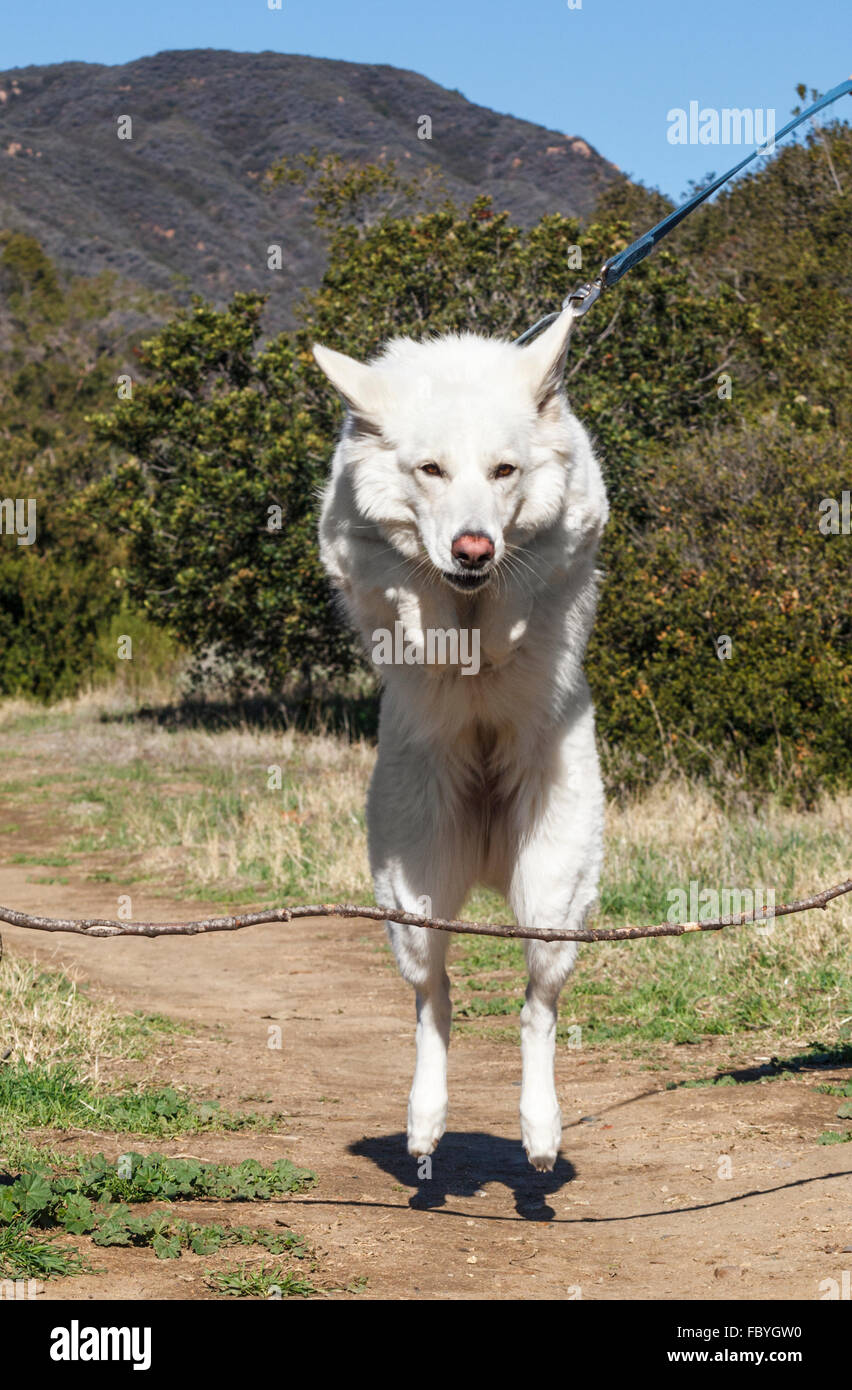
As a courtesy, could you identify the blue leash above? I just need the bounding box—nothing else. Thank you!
[515,78,852,344]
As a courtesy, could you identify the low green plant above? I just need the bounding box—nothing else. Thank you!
[0,1149,316,1278]
[205,1264,319,1298]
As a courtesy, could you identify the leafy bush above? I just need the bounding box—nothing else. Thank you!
[88,295,353,687]
[591,418,851,799]
[0,233,174,697]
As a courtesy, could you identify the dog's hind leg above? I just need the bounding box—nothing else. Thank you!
[368,739,473,1159]
[507,711,604,1171]
[390,917,454,1159]
[517,938,579,1171]
[375,870,470,1159]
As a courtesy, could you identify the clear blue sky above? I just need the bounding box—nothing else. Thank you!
[2,0,849,199]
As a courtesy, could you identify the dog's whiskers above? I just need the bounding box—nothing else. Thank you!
[504,543,546,585]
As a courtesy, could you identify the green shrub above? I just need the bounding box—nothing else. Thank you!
[591,419,851,798]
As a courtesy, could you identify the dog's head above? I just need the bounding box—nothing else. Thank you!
[314,307,593,592]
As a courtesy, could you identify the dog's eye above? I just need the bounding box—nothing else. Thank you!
[420,462,444,478]
[493,464,517,479]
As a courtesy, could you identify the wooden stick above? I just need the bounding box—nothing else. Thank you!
[0,880,849,944]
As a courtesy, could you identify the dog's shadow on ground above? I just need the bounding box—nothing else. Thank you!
[350,1132,574,1220]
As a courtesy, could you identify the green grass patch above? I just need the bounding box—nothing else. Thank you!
[457,994,523,1018]
[665,1043,852,1091]
[205,1264,319,1299]
[10,852,73,867]
[0,1220,90,1279]
[0,711,76,735]
[449,890,852,1051]
[0,1062,283,1135]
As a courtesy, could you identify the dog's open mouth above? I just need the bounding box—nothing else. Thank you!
[441,569,493,592]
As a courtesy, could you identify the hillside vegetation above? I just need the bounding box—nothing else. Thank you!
[0,50,616,333]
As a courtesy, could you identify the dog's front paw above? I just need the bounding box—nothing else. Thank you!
[403,627,427,662]
[521,1105,562,1172]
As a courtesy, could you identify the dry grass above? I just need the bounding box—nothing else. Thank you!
[1,687,849,1053]
[1,699,374,903]
[115,725,376,901]
[0,951,175,1078]
[603,775,851,925]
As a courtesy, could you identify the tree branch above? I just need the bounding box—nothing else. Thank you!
[0,881,849,944]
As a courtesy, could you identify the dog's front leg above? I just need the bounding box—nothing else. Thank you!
[391,584,463,673]
[477,585,534,667]
[391,586,428,663]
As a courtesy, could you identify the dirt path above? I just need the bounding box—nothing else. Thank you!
[2,865,851,1301]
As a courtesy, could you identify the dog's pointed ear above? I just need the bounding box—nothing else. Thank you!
[313,344,382,428]
[519,304,577,410]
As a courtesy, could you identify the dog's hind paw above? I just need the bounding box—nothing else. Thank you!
[525,1149,558,1173]
[407,1103,446,1158]
[521,1108,562,1172]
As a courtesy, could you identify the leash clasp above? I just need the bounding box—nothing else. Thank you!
[562,275,604,318]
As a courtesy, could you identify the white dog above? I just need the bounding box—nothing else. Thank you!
[314,303,608,1171]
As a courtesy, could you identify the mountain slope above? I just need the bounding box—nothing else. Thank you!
[0,49,618,330]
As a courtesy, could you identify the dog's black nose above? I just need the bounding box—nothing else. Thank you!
[452,532,495,568]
